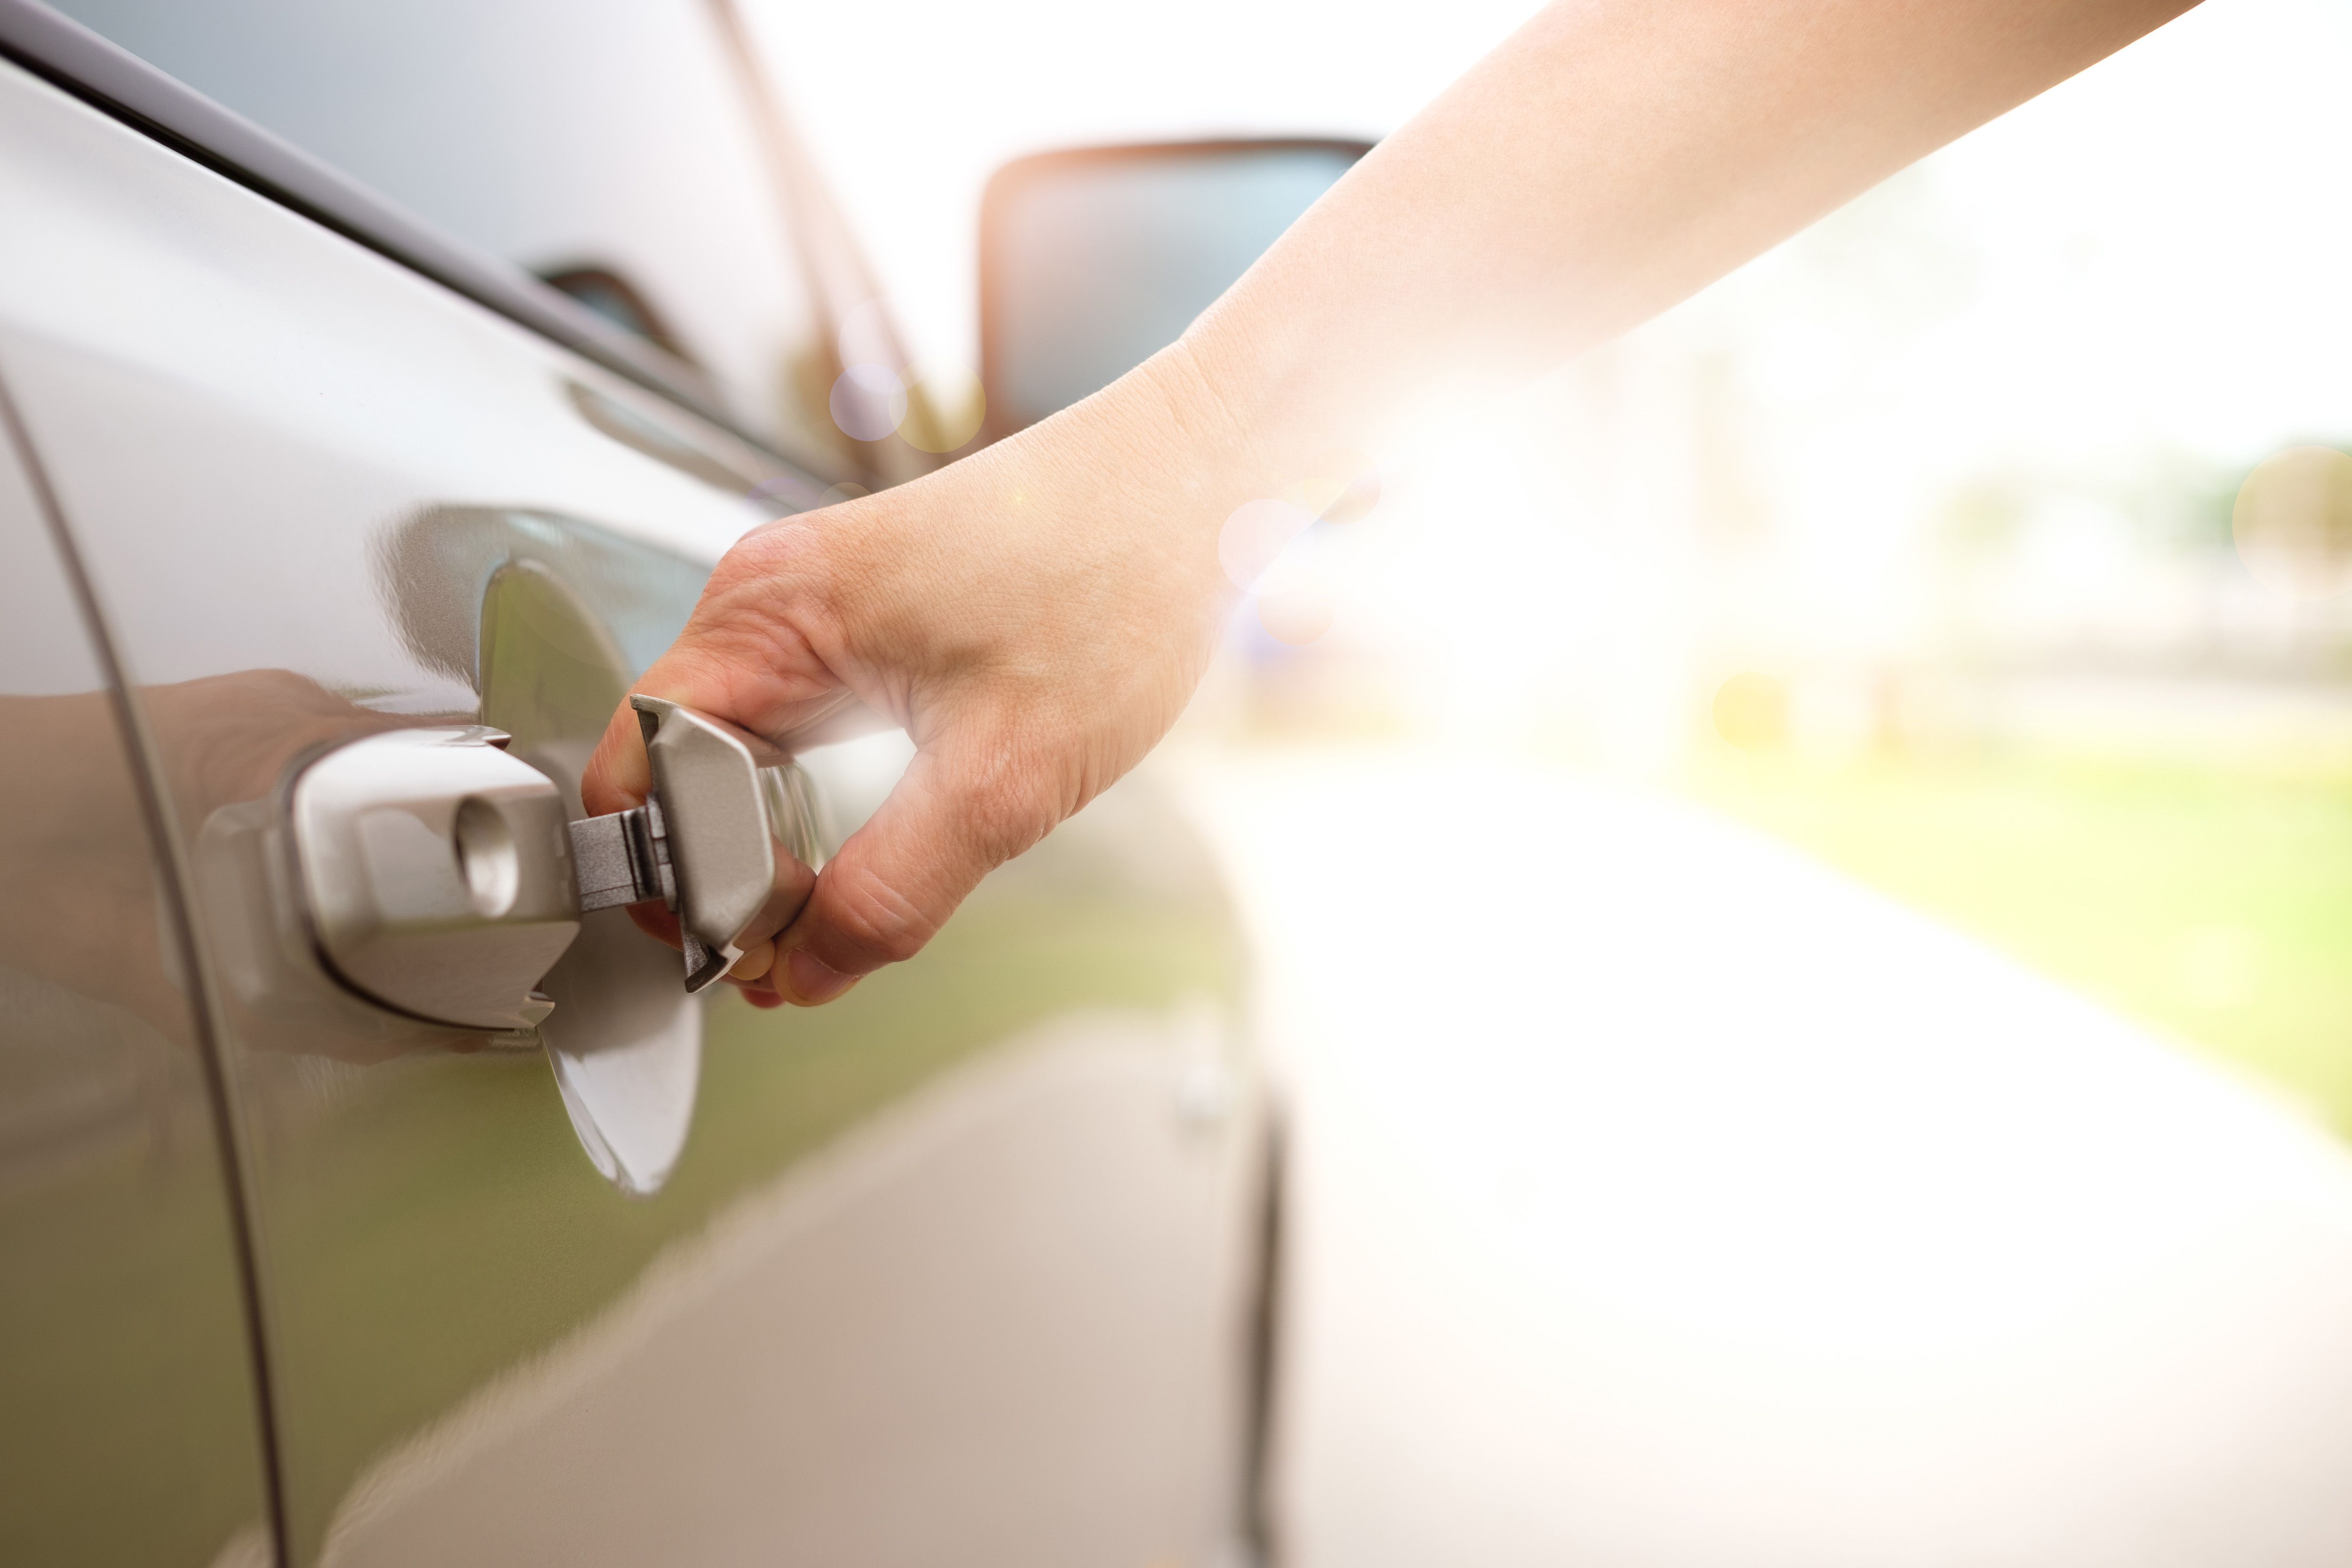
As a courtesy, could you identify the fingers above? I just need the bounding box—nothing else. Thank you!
[772,740,1053,1006]
[623,835,818,998]
[713,849,820,986]
[582,622,840,1007]
[608,724,1020,1011]
[581,699,653,817]
[580,660,866,818]
[580,520,859,819]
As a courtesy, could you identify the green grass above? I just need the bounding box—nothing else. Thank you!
[1686,747,2352,1134]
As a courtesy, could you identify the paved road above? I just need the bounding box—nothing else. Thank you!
[1192,752,2352,1568]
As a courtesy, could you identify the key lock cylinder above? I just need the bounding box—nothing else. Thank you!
[278,696,825,1032]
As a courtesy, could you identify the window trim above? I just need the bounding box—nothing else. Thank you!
[0,0,826,477]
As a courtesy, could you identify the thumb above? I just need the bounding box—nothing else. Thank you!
[580,698,653,817]
[771,739,1055,1005]
[580,640,856,819]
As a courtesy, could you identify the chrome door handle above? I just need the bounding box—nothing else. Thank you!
[283,701,824,1031]
[288,725,578,1031]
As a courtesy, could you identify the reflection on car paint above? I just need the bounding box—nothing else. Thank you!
[310,1004,1252,1568]
[0,425,274,1565]
[380,509,710,700]
[564,380,825,509]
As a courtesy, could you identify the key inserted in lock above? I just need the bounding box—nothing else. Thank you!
[568,695,824,994]
[278,698,823,1030]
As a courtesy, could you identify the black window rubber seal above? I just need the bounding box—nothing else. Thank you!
[0,0,794,462]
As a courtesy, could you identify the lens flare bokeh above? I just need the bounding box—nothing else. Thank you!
[828,361,906,443]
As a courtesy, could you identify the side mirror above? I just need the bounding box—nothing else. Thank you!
[978,138,1371,440]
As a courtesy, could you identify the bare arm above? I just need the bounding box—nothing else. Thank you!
[585,0,2195,1006]
[1189,0,2191,466]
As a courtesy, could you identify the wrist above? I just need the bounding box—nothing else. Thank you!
[1127,333,1283,511]
[1026,336,1282,593]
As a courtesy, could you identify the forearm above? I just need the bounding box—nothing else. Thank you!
[1176,0,2195,477]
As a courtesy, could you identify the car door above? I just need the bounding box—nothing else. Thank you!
[0,6,1264,1567]
[0,377,275,1568]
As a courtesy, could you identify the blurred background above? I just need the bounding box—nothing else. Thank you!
[764,0,2352,1138]
[754,1,2352,1561]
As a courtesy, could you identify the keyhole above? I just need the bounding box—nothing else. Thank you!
[453,796,521,918]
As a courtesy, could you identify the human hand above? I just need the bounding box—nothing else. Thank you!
[582,348,1248,1006]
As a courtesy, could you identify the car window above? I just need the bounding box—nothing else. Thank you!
[51,0,835,463]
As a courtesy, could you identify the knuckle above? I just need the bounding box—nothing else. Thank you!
[959,765,1055,863]
[952,724,1071,844]
[824,872,937,968]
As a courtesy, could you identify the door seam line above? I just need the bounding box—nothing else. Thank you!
[0,367,293,1568]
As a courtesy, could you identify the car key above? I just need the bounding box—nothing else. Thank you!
[566,694,826,993]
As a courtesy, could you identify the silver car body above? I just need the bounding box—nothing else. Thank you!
[0,4,1271,1564]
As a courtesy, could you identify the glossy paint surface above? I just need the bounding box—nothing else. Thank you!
[0,58,1258,1568]
[0,399,272,1563]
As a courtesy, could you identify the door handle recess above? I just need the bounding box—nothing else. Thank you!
[283,702,823,1032]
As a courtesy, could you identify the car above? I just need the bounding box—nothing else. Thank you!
[0,2,1359,1562]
